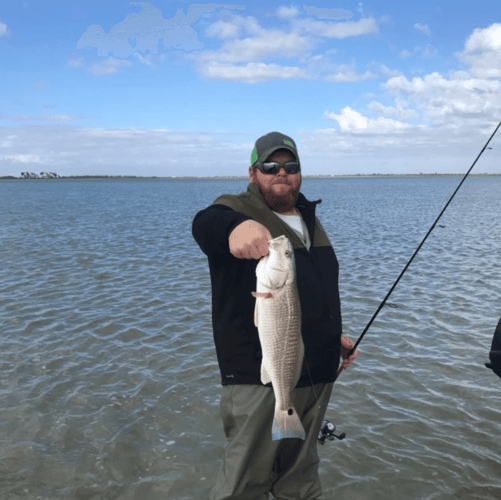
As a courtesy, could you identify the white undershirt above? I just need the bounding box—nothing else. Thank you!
[273,210,311,251]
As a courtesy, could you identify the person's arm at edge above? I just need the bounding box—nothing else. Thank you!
[192,204,252,256]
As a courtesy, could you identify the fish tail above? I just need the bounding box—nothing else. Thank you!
[271,406,306,441]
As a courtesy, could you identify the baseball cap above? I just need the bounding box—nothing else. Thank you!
[251,132,300,166]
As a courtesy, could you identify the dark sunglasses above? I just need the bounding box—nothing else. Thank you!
[253,161,301,175]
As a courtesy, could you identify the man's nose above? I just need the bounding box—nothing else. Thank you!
[277,167,287,176]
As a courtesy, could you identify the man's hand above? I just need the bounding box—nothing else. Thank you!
[340,335,358,369]
[229,220,272,259]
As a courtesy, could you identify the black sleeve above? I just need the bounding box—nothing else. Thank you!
[192,204,253,256]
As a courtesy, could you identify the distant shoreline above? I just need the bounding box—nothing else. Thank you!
[1,173,500,180]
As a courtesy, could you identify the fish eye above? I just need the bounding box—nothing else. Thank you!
[284,250,290,257]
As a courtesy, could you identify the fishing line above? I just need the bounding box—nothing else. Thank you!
[336,119,501,380]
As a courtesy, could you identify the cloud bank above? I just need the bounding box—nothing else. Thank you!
[2,6,501,176]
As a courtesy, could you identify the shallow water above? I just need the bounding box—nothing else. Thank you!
[1,177,500,499]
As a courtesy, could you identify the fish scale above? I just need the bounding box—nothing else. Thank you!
[252,235,306,441]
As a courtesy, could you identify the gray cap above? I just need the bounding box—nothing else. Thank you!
[251,131,299,165]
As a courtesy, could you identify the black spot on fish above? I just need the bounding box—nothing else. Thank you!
[288,409,293,416]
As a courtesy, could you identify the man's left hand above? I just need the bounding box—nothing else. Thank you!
[340,335,358,369]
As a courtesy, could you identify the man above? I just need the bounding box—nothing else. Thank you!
[486,317,501,379]
[192,131,357,500]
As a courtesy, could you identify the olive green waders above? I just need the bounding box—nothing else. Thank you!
[210,382,334,500]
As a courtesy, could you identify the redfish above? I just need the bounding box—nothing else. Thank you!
[252,235,305,440]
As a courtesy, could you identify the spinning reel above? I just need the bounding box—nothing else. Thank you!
[318,420,346,445]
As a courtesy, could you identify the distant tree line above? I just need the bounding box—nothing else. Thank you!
[20,172,59,179]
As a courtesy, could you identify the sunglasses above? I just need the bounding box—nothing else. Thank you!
[253,161,301,175]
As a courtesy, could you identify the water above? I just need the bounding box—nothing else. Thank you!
[1,176,500,500]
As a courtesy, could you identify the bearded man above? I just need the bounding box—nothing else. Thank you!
[192,131,357,500]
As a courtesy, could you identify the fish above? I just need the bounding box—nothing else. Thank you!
[251,235,305,441]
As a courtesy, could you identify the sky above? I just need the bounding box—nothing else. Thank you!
[1,0,501,177]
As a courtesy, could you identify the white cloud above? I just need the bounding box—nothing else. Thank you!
[88,58,132,76]
[206,19,243,39]
[48,114,78,121]
[276,6,301,19]
[0,126,258,177]
[196,11,381,82]
[323,62,400,83]
[0,20,9,36]
[5,154,42,164]
[297,17,379,38]
[457,23,501,78]
[381,67,501,128]
[5,112,80,122]
[198,61,310,83]
[0,134,16,148]
[67,56,84,68]
[464,23,501,52]
[325,106,410,133]
[399,45,438,59]
[368,98,418,119]
[421,44,438,58]
[326,64,375,82]
[295,120,500,174]
[233,30,310,60]
[193,13,318,81]
[378,64,403,78]
[134,53,156,68]
[414,23,431,36]
[203,29,311,63]
[384,72,500,95]
[302,5,353,20]
[1,122,498,178]
[196,12,383,83]
[205,15,262,40]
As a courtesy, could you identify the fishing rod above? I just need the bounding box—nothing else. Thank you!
[336,119,501,381]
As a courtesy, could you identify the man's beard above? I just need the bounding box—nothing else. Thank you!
[258,180,301,213]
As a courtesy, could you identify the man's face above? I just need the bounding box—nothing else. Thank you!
[249,149,301,215]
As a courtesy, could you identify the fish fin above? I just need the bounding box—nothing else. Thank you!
[260,363,271,385]
[253,298,259,327]
[271,406,305,441]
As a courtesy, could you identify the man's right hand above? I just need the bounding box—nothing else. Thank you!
[229,220,272,259]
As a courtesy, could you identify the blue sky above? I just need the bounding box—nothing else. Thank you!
[1,0,501,177]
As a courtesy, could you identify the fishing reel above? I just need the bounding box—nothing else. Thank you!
[318,420,346,445]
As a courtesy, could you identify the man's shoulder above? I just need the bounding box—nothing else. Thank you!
[213,183,255,209]
[296,191,322,210]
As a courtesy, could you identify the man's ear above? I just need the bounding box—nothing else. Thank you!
[249,167,257,185]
